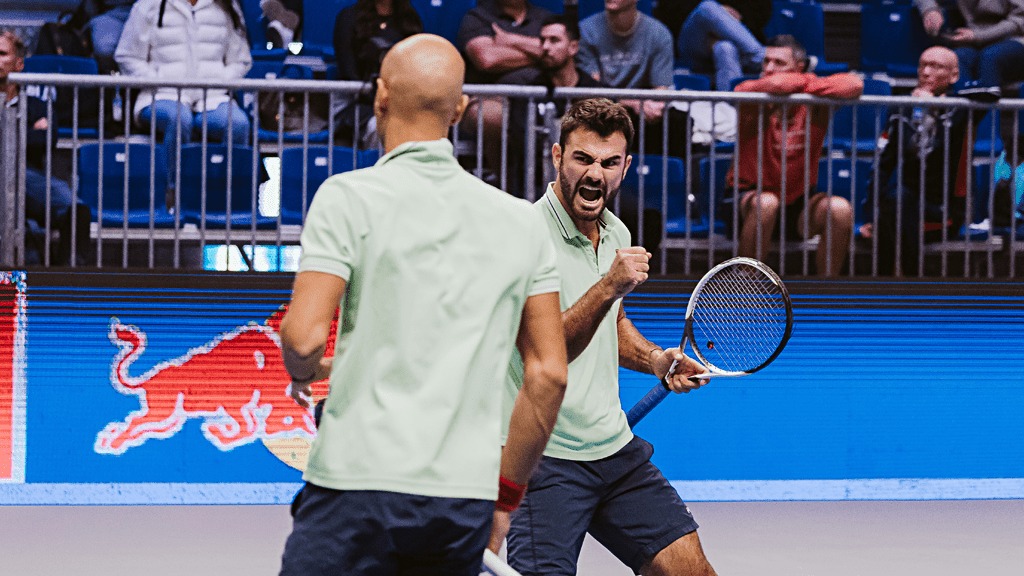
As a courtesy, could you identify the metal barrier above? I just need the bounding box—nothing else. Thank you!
[3,72,1023,278]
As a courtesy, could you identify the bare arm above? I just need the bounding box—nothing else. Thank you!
[805,73,864,99]
[492,23,543,59]
[464,35,536,74]
[280,271,346,407]
[488,291,568,552]
[620,87,671,123]
[617,306,707,392]
[563,247,650,362]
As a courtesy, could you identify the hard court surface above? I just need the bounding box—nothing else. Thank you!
[2,500,1022,575]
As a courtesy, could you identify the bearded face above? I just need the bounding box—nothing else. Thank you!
[554,129,630,224]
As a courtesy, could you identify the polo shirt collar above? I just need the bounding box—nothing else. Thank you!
[376,139,457,166]
[542,184,609,243]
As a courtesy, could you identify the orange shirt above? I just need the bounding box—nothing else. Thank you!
[727,72,864,205]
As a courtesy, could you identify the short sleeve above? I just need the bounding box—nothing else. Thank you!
[525,210,560,297]
[457,9,494,51]
[297,178,364,280]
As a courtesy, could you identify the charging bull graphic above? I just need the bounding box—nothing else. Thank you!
[95,309,331,457]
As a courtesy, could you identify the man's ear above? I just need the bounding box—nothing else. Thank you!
[373,76,388,117]
[552,142,562,172]
[451,94,470,126]
[568,40,580,58]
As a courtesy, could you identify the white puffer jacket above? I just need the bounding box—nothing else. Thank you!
[115,0,252,122]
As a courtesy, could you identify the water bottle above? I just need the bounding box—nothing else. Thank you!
[112,72,123,123]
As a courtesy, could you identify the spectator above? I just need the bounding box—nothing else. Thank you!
[727,35,862,276]
[85,0,139,74]
[261,0,301,48]
[115,0,252,189]
[508,15,608,195]
[677,0,770,90]
[652,0,704,42]
[862,47,983,276]
[917,0,1024,91]
[577,0,685,155]
[333,0,422,149]
[458,0,554,178]
[1,30,90,265]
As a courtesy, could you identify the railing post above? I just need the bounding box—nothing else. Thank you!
[0,93,14,267]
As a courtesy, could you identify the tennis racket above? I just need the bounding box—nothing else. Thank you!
[625,257,793,428]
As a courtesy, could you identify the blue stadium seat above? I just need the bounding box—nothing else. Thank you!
[698,156,734,238]
[762,0,848,75]
[178,145,276,228]
[974,110,1003,158]
[860,0,933,77]
[22,56,100,138]
[302,0,358,57]
[577,0,652,21]
[413,0,477,48]
[674,73,712,91]
[77,143,176,228]
[279,146,380,224]
[239,0,289,59]
[830,78,891,154]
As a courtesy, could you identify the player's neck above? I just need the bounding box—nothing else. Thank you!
[380,115,449,154]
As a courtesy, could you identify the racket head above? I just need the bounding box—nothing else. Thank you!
[682,257,793,376]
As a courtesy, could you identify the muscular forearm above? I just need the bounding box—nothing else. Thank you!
[501,361,566,485]
[617,312,660,374]
[280,320,329,382]
[499,31,543,59]
[563,278,620,362]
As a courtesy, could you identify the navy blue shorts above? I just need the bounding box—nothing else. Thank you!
[506,435,698,575]
[280,483,493,576]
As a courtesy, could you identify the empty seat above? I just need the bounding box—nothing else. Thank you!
[77,143,176,227]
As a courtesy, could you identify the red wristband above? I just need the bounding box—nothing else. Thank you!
[496,476,527,512]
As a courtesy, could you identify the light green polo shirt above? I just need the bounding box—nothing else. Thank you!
[298,139,560,500]
[503,185,633,461]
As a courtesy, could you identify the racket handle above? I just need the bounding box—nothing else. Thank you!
[626,383,671,428]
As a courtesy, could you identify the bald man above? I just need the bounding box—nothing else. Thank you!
[277,34,568,575]
[863,46,981,276]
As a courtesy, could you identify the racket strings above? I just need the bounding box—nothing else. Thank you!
[690,264,788,373]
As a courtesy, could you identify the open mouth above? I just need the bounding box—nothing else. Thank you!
[578,184,602,204]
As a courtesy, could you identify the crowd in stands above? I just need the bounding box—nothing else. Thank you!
[3,0,1024,273]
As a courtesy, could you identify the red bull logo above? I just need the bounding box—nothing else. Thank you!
[95,308,330,457]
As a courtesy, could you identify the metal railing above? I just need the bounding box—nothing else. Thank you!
[3,72,1023,278]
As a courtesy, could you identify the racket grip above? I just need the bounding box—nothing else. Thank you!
[626,383,671,428]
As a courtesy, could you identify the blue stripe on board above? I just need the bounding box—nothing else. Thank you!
[0,483,306,505]
[3,479,1022,505]
[672,478,1024,501]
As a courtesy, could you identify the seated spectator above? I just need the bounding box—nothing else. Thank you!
[507,15,608,195]
[677,0,769,90]
[862,47,981,276]
[458,0,553,177]
[577,0,688,155]
[727,35,862,277]
[115,0,251,190]
[333,0,422,149]
[261,0,301,48]
[1,31,90,265]
[85,0,139,74]
[916,0,1024,147]
[917,0,1024,89]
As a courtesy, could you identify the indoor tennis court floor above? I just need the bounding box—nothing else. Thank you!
[2,500,1021,575]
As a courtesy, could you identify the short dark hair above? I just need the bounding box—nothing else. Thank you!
[540,14,580,42]
[560,98,634,151]
[766,34,807,72]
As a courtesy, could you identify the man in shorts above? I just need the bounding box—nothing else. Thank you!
[499,97,717,576]
[728,34,863,277]
[277,34,568,576]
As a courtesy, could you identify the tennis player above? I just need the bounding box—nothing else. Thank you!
[499,98,718,576]
[277,34,568,575]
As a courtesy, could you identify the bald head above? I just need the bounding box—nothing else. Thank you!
[375,34,469,149]
[918,46,958,95]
